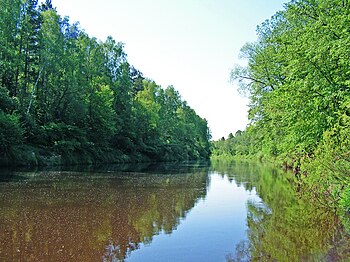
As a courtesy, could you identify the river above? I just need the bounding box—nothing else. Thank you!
[0,161,349,261]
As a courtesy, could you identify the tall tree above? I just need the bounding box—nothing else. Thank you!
[0,0,21,97]
[16,0,42,111]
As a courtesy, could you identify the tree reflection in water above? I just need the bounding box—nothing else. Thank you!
[0,163,209,261]
[212,160,350,262]
[1,161,348,261]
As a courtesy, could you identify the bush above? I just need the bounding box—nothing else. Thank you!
[301,106,350,211]
[0,111,24,156]
[340,187,350,233]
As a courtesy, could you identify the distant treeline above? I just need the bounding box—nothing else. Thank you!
[213,0,349,215]
[0,0,211,166]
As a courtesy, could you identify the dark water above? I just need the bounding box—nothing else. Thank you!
[0,161,349,261]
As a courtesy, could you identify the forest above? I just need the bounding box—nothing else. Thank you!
[212,0,349,216]
[0,0,211,166]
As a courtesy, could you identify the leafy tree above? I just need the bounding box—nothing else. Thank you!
[0,0,211,165]
[16,0,42,111]
[224,0,350,212]
[0,0,23,97]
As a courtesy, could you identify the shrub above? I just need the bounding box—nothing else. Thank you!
[0,111,24,156]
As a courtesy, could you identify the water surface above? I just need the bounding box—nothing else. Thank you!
[0,161,348,261]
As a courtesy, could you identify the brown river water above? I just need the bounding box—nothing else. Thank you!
[0,161,349,261]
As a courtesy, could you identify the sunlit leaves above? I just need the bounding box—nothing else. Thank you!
[223,0,350,214]
[0,1,211,164]
[230,0,350,159]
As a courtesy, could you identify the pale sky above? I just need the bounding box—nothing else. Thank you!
[46,0,288,140]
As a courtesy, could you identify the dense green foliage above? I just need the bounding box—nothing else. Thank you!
[212,0,349,214]
[0,0,211,165]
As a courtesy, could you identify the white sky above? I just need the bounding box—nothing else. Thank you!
[46,0,288,140]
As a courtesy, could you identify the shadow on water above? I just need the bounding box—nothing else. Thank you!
[0,161,211,185]
[0,162,210,261]
[211,159,350,262]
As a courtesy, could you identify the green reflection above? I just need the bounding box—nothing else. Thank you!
[0,165,209,261]
[211,160,350,261]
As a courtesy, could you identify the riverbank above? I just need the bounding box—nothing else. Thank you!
[0,144,211,167]
[216,0,350,234]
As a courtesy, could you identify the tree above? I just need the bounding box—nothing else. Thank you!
[227,0,350,212]
[0,0,211,165]
[0,0,23,97]
[17,0,42,111]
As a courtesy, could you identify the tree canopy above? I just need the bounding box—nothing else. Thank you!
[0,0,211,165]
[212,0,349,215]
